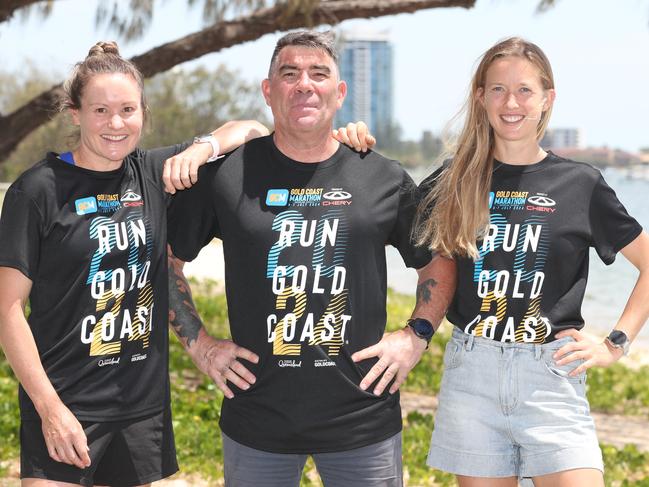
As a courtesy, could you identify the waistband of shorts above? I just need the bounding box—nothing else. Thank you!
[450,326,574,354]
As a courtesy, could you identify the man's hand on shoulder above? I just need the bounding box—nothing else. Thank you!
[351,326,427,395]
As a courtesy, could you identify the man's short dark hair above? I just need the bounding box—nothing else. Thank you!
[268,30,338,77]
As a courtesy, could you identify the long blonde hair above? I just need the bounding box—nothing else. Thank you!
[415,37,555,259]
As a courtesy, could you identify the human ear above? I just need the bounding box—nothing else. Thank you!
[70,108,80,126]
[543,89,556,111]
[476,87,485,107]
[261,79,271,107]
[337,80,347,109]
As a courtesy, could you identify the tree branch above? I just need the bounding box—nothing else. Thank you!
[0,0,53,23]
[0,0,475,163]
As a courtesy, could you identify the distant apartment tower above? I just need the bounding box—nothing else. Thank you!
[541,128,584,150]
[335,30,394,139]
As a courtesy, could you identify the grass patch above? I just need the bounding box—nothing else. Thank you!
[0,355,19,477]
[587,364,649,416]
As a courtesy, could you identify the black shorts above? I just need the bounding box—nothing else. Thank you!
[20,407,178,487]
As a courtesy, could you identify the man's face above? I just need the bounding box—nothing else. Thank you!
[262,46,346,136]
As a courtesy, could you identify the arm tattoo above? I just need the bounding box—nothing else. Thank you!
[168,252,202,348]
[416,278,438,304]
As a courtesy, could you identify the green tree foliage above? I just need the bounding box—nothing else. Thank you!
[0,64,269,182]
[141,65,270,149]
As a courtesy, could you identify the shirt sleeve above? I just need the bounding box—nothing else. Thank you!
[589,173,643,265]
[167,164,222,262]
[141,141,193,203]
[0,188,43,280]
[387,170,432,269]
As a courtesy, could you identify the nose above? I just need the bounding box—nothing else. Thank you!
[505,92,519,109]
[108,113,125,129]
[295,71,312,93]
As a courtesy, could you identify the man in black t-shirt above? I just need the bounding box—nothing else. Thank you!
[167,30,455,486]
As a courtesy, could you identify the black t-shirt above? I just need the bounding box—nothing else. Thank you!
[423,152,642,343]
[0,145,186,420]
[167,135,430,453]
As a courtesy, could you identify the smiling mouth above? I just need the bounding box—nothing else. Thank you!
[102,135,128,142]
[500,115,525,123]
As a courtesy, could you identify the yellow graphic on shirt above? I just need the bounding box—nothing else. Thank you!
[273,288,307,356]
[129,282,153,349]
[310,290,349,356]
[516,295,551,343]
[473,291,507,339]
[89,290,125,356]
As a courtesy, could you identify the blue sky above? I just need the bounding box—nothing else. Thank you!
[1,0,648,151]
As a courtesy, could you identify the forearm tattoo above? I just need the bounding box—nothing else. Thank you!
[416,278,438,304]
[168,252,202,347]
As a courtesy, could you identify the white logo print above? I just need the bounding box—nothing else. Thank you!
[527,195,555,207]
[121,189,142,202]
[323,189,352,201]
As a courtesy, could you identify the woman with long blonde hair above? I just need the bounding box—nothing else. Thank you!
[418,37,649,487]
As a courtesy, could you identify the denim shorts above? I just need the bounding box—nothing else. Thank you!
[427,327,603,478]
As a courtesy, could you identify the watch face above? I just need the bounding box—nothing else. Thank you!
[608,330,628,346]
[410,319,434,340]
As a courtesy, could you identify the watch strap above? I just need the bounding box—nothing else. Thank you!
[193,133,220,162]
[606,329,630,356]
[407,318,435,349]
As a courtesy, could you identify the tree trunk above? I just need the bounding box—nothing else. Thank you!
[0,0,475,162]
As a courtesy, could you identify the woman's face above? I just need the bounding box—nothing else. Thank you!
[71,73,143,170]
[478,56,554,147]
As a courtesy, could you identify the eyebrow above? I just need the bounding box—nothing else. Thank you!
[278,64,331,74]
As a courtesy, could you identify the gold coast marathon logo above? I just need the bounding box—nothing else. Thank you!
[265,187,352,208]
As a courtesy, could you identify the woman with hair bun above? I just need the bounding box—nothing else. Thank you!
[417,37,649,486]
[0,40,373,487]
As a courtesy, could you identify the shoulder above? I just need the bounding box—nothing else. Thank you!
[129,142,191,170]
[137,142,192,163]
[8,154,59,197]
[545,151,603,182]
[343,146,408,178]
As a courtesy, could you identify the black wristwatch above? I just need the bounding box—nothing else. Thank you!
[606,329,630,356]
[407,318,435,348]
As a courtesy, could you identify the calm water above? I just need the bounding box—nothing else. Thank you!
[387,166,649,345]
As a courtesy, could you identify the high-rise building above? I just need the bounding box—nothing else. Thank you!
[335,30,394,140]
[541,128,584,150]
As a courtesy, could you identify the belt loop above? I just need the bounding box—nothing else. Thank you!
[534,344,542,360]
[464,333,475,351]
